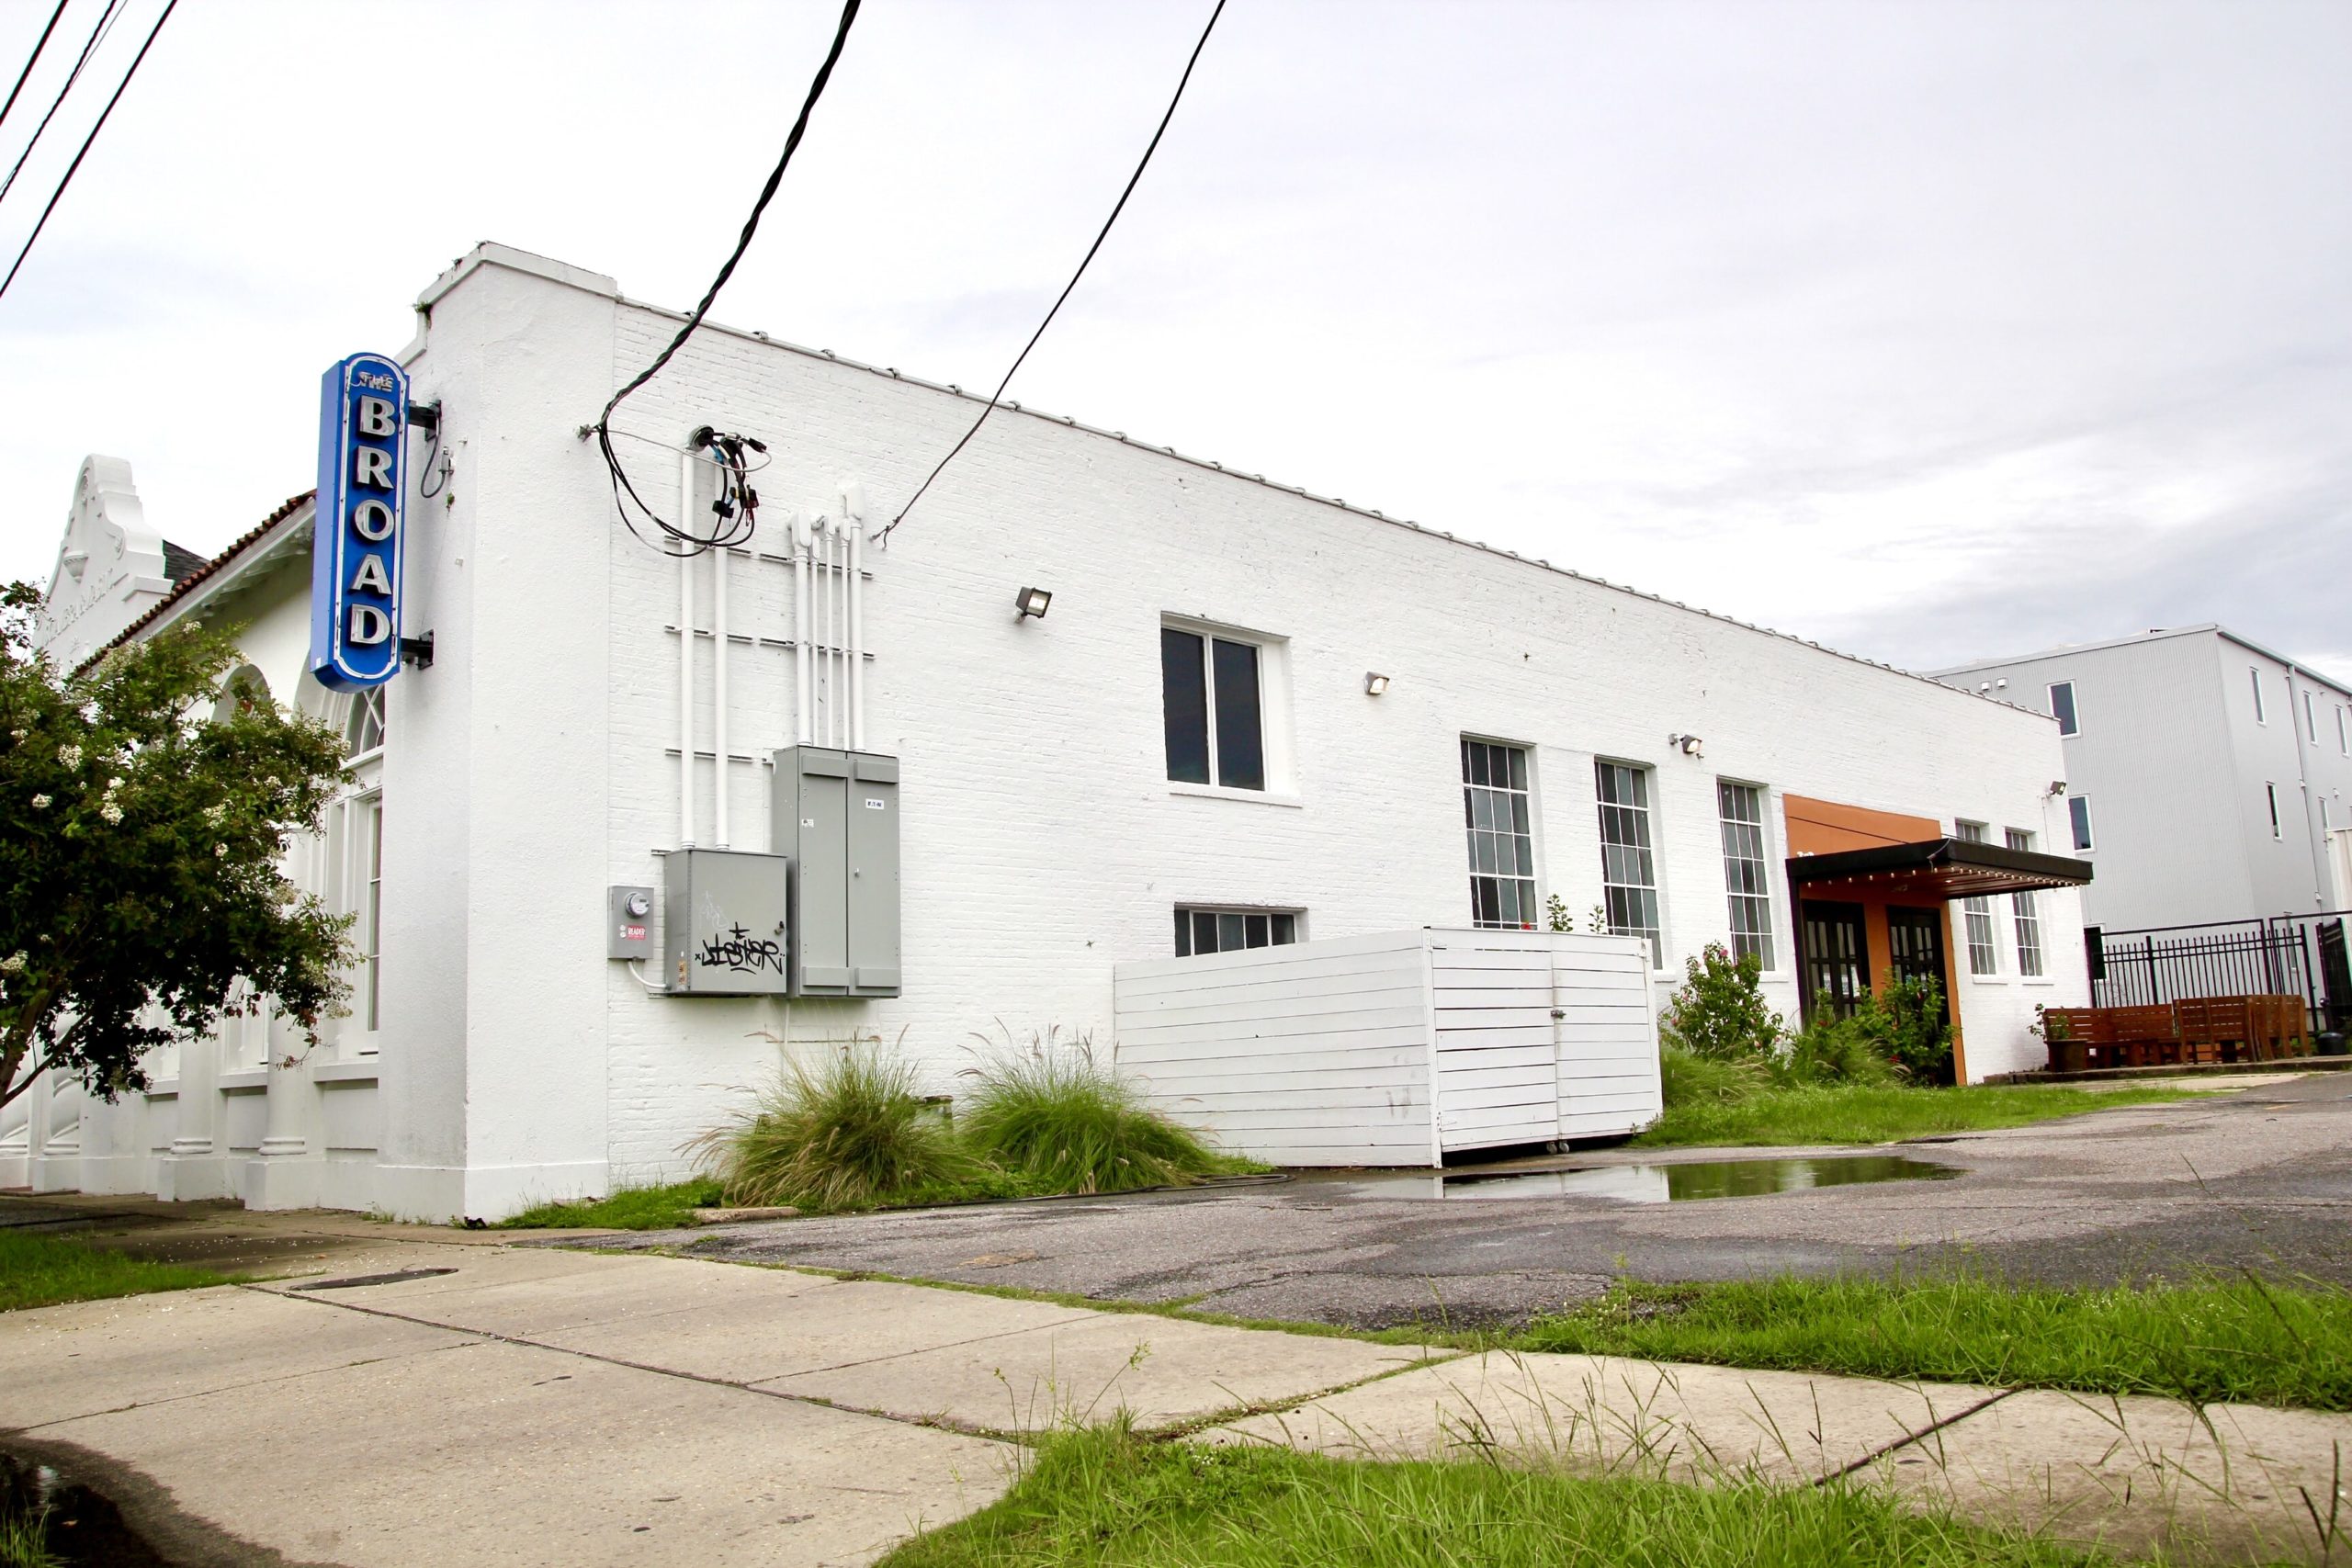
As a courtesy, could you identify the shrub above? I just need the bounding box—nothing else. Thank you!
[688,1043,976,1211]
[1658,1043,1768,1107]
[1658,943,1784,1063]
[959,1031,1232,1193]
[1867,976,1955,1084]
[1779,1009,1899,1088]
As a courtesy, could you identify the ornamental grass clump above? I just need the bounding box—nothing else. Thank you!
[690,1043,976,1212]
[958,1031,1231,1195]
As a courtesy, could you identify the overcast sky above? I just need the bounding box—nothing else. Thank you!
[3,0,2347,677]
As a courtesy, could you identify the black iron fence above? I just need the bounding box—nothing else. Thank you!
[2087,911,2352,1035]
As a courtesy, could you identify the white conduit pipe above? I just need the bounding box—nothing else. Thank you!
[817,519,832,749]
[845,486,865,752]
[714,529,730,848]
[793,512,812,746]
[831,519,848,750]
[678,449,696,848]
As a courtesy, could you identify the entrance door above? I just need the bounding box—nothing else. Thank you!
[1885,907,1948,997]
[1801,901,1869,1021]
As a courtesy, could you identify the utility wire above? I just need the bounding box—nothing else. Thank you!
[592,0,860,557]
[0,0,172,304]
[881,0,1227,543]
[0,0,126,209]
[0,0,70,133]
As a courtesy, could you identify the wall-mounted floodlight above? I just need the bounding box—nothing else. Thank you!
[1668,732,1704,758]
[2049,779,2068,797]
[1013,586,1052,620]
[1364,671,1391,695]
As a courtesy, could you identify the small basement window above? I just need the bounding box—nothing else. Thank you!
[1175,907,1299,956]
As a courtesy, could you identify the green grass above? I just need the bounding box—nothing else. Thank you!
[877,1426,2112,1568]
[1518,1273,2352,1410]
[0,1229,232,1314]
[499,1178,727,1230]
[1633,1081,2206,1147]
[0,1499,56,1568]
[959,1039,1256,1194]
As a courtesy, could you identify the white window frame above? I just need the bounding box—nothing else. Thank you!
[317,685,388,1055]
[1715,780,1775,970]
[2006,828,2045,979]
[2338,705,2348,756]
[2267,782,2283,840]
[1159,615,1295,801]
[1595,759,1665,967]
[2068,795,2095,853]
[1953,820,1999,976]
[2305,688,2321,744]
[2251,667,2267,724]
[1173,904,1302,956]
[2047,680,2079,738]
[1463,737,1540,930]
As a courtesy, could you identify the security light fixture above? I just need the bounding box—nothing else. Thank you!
[1013,586,1052,620]
[1669,733,1704,758]
[1363,671,1390,695]
[2049,780,2068,796]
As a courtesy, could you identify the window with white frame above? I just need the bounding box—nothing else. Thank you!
[2069,795,2095,852]
[2251,667,2267,724]
[1596,761,1662,964]
[1716,781,1773,968]
[2006,828,2044,977]
[2339,705,2349,755]
[1174,906,1298,956]
[1954,821,1998,975]
[2305,688,2321,743]
[2267,782,2283,840]
[1160,624,1268,791]
[1463,739,1537,929]
[2047,681,2079,738]
[326,685,387,1043]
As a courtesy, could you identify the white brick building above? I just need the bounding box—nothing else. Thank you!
[6,244,2090,1221]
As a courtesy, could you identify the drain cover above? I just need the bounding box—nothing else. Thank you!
[289,1267,459,1292]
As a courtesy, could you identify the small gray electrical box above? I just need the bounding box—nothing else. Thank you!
[607,884,656,960]
[771,748,900,997]
[660,848,792,995]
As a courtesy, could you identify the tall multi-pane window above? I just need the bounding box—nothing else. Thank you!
[1462,739,1536,929]
[2047,681,2079,738]
[1596,761,1662,964]
[2006,828,2044,977]
[1716,782,1773,968]
[1159,626,1265,791]
[1954,821,1998,975]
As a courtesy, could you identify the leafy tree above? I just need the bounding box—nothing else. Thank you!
[1658,942,1784,1062]
[0,582,353,1111]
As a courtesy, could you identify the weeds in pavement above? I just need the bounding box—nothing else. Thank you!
[499,1178,725,1230]
[0,1231,230,1314]
[874,1423,2124,1567]
[1518,1273,2352,1410]
[1635,1081,2207,1147]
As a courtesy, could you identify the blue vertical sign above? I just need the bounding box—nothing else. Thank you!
[309,353,409,690]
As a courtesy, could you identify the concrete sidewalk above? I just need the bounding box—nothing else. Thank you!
[4,1219,2350,1565]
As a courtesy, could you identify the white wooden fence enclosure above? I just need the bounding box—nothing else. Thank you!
[1111,929,1663,1168]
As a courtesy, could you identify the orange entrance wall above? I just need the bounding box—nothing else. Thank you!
[1781,795,1968,1078]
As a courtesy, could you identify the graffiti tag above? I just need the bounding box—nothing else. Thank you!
[696,922,785,976]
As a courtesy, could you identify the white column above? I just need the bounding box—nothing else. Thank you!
[245,1010,322,1210]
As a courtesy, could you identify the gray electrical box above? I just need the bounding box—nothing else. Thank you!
[607,884,656,960]
[771,748,900,997]
[660,848,792,995]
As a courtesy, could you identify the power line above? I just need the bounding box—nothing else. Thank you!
[0,0,171,304]
[0,0,70,133]
[592,0,861,558]
[881,0,1227,543]
[0,0,126,210]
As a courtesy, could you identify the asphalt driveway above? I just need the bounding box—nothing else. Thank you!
[613,1074,2352,1330]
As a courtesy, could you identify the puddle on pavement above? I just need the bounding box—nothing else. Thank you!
[1325,1155,1960,1204]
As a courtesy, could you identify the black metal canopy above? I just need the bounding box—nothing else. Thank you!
[1787,838,2094,901]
